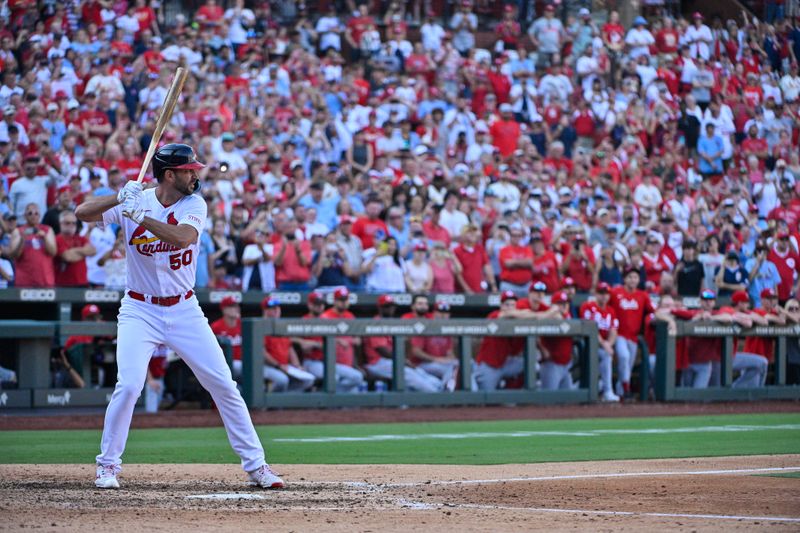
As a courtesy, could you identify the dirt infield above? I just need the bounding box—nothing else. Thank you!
[2,455,798,532]
[3,400,799,431]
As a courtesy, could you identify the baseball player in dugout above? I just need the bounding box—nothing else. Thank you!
[75,143,284,490]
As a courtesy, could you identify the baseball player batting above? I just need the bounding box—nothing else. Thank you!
[75,143,283,490]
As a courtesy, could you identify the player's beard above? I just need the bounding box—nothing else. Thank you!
[178,178,196,196]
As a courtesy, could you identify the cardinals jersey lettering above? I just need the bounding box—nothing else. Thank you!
[101,188,206,295]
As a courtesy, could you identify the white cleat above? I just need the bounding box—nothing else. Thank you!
[602,390,621,403]
[95,464,121,489]
[248,464,285,489]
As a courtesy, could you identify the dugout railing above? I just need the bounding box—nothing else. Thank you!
[653,321,800,401]
[240,318,600,409]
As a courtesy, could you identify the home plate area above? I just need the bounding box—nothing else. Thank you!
[2,456,799,531]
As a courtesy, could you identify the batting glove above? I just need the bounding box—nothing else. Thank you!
[122,196,145,224]
[117,181,143,205]
[123,204,146,224]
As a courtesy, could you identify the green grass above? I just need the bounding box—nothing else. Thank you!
[1,413,799,465]
[756,472,800,479]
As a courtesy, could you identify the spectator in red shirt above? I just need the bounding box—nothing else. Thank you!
[530,232,560,292]
[422,205,451,248]
[560,234,595,293]
[489,103,521,157]
[273,218,312,291]
[453,224,497,293]
[352,196,389,250]
[210,296,243,378]
[313,288,365,392]
[610,267,655,397]
[9,202,56,287]
[580,282,620,401]
[498,224,534,293]
[55,210,95,287]
[261,298,315,392]
[767,231,800,302]
[79,92,112,141]
[195,0,224,30]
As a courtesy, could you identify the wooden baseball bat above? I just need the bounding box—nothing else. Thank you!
[135,67,189,183]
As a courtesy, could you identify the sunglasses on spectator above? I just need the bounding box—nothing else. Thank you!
[788,307,800,312]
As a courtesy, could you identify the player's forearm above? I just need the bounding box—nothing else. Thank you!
[140,219,198,249]
[76,195,119,222]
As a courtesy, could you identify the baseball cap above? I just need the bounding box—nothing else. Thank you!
[578,7,590,16]
[500,290,518,303]
[700,289,717,300]
[46,102,58,112]
[562,276,576,288]
[760,288,778,299]
[261,297,281,309]
[530,281,547,293]
[435,301,451,312]
[551,290,570,304]
[3,212,17,221]
[558,186,572,197]
[268,153,282,162]
[334,287,350,300]
[81,304,101,320]
[221,132,235,142]
[731,290,750,304]
[499,103,513,113]
[243,182,258,193]
[219,295,239,309]
[307,292,325,305]
[3,104,15,115]
[67,99,80,110]
[339,214,355,225]
[413,242,428,252]
[596,282,611,293]
[377,294,395,307]
[544,4,555,11]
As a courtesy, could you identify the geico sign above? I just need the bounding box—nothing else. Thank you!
[84,290,120,302]
[435,294,465,306]
[209,291,242,303]
[20,289,56,301]
[270,292,302,304]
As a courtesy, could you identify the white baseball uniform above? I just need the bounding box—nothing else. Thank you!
[95,188,266,472]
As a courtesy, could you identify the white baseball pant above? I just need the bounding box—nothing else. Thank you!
[365,358,443,392]
[303,359,364,392]
[474,356,524,391]
[539,361,574,390]
[96,295,266,472]
[614,337,638,391]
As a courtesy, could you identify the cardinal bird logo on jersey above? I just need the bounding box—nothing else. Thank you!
[130,212,181,256]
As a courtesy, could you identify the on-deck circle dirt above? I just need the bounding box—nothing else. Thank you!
[2,456,798,532]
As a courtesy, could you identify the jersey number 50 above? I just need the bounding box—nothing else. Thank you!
[169,250,193,270]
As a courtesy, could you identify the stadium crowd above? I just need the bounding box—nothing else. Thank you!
[1,1,800,399]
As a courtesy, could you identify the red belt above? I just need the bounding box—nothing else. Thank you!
[128,290,194,307]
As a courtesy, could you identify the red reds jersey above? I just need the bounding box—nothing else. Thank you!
[743,308,777,362]
[264,336,291,366]
[580,301,618,340]
[320,309,356,366]
[210,318,242,361]
[610,287,654,341]
[363,322,392,366]
[475,310,520,368]
[540,307,573,365]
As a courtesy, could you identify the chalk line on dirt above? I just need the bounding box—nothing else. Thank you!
[382,466,800,487]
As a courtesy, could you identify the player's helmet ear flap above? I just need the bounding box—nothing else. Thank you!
[152,143,206,180]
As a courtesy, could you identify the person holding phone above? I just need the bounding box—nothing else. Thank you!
[8,202,56,287]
